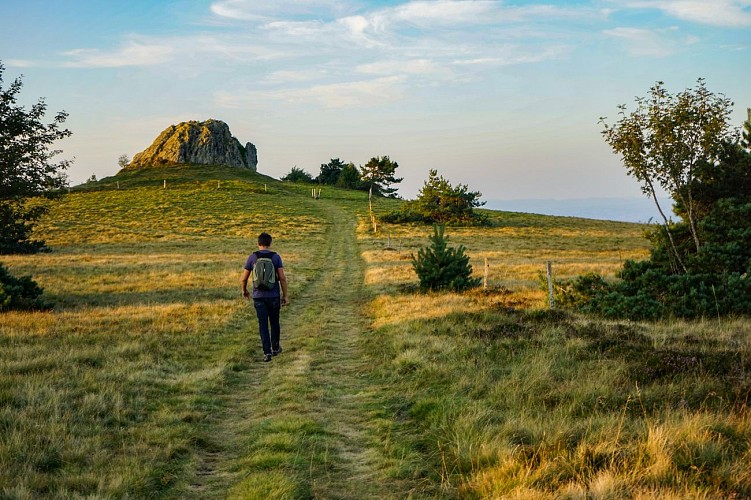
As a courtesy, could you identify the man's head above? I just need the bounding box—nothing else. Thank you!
[258,232,272,248]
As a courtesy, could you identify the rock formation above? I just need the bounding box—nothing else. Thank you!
[127,119,257,171]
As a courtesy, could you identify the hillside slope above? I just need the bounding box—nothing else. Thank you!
[1,165,749,498]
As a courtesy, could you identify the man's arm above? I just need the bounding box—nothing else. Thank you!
[277,268,289,305]
[241,268,251,300]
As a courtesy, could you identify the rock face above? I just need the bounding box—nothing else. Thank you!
[127,119,257,171]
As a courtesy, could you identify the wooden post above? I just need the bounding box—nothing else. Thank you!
[163,179,166,189]
[484,258,489,289]
[116,181,120,190]
[217,180,220,189]
[387,233,391,248]
[546,261,555,310]
[264,184,267,192]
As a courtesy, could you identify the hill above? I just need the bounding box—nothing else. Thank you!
[1,165,750,498]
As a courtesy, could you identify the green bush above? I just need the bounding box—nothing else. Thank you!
[0,263,46,311]
[280,167,315,183]
[412,225,481,292]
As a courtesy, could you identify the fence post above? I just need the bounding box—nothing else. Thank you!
[163,179,167,189]
[484,258,489,289]
[546,261,555,310]
[116,181,120,190]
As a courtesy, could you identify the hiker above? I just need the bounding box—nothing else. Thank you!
[241,232,288,362]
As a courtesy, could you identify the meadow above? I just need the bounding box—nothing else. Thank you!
[1,165,749,498]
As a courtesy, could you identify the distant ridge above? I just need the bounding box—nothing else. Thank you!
[486,197,660,223]
[126,119,257,171]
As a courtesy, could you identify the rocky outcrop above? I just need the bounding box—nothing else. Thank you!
[127,119,257,171]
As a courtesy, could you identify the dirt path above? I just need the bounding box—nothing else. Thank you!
[190,200,416,498]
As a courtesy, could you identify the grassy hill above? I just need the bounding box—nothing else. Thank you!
[1,165,750,498]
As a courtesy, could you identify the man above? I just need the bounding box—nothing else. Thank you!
[241,232,288,362]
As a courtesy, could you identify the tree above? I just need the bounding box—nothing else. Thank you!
[412,225,481,292]
[414,169,485,223]
[280,166,315,183]
[600,79,736,272]
[360,156,402,197]
[117,154,130,169]
[317,158,346,185]
[0,62,72,254]
[336,162,362,190]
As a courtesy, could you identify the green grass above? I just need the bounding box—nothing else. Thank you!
[1,164,749,498]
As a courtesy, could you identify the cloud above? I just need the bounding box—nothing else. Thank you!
[62,41,176,68]
[603,26,679,56]
[4,59,36,68]
[623,0,751,27]
[215,76,405,109]
[210,0,350,21]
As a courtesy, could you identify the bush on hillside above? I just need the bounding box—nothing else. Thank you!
[280,167,315,183]
[561,152,751,320]
[0,263,46,311]
[562,84,751,320]
[412,225,481,292]
[382,169,489,226]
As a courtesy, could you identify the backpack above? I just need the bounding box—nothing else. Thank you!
[251,251,277,291]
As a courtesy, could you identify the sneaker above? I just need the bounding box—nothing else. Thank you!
[263,354,272,362]
[272,346,283,356]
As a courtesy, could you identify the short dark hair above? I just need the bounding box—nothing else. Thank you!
[258,232,272,247]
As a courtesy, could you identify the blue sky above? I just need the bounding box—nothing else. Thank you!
[2,0,750,210]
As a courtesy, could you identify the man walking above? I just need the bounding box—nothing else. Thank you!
[241,232,288,362]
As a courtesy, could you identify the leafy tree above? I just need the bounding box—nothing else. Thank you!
[0,62,72,254]
[317,158,346,185]
[414,169,485,222]
[382,169,488,225]
[336,162,362,190]
[360,156,402,197]
[562,110,751,320]
[600,79,736,271]
[281,166,315,183]
[117,154,130,169]
[412,225,481,292]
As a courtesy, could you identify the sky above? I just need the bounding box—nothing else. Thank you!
[2,0,750,219]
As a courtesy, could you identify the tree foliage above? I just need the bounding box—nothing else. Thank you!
[317,158,346,185]
[382,169,488,225]
[412,225,481,292]
[563,90,751,320]
[360,156,402,197]
[0,262,45,311]
[0,62,72,254]
[600,79,736,271]
[281,166,315,183]
[336,162,362,190]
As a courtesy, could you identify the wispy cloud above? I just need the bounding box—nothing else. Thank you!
[215,76,406,109]
[62,41,176,68]
[622,0,751,27]
[603,26,693,57]
[4,59,36,68]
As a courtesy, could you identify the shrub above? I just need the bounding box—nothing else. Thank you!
[280,167,315,183]
[382,169,488,226]
[0,263,46,311]
[412,225,481,292]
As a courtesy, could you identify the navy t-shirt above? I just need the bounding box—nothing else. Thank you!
[244,250,284,299]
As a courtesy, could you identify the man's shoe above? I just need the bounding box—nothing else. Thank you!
[272,346,283,356]
[263,354,272,362]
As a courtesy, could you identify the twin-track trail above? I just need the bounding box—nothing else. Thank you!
[190,199,416,499]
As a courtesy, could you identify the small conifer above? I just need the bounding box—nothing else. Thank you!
[412,225,481,292]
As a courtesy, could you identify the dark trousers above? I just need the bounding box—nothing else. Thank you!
[253,297,281,355]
